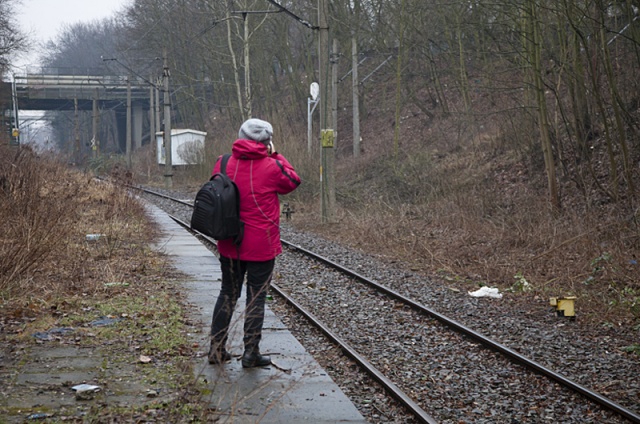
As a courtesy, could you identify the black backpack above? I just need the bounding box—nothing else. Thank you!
[190,154,244,245]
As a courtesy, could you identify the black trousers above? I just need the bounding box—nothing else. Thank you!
[210,255,274,352]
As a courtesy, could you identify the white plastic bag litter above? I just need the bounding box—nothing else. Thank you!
[72,384,100,392]
[468,287,503,299]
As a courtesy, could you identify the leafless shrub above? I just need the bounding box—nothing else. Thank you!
[296,123,640,324]
[0,144,154,301]
[176,138,206,166]
[0,145,82,295]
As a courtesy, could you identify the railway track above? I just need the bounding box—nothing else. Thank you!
[136,185,640,424]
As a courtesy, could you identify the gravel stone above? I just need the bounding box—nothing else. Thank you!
[140,186,640,424]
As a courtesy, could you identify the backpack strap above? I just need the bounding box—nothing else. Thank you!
[219,153,243,246]
[220,154,232,175]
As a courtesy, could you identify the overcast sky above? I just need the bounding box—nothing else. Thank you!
[15,0,129,69]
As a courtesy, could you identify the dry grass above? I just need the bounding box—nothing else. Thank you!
[289,104,640,327]
[0,144,219,421]
[0,143,170,313]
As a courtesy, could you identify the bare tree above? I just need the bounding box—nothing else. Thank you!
[50,0,636,215]
[41,20,122,72]
[0,0,29,72]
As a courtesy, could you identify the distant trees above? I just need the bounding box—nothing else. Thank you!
[41,19,123,74]
[24,0,639,210]
[0,0,28,73]
[0,0,27,143]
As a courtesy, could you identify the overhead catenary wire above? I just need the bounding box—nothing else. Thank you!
[263,0,318,30]
[102,57,160,88]
[361,55,393,84]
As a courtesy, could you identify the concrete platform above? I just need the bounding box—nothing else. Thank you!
[146,203,368,423]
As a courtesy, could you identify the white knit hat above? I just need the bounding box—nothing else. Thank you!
[238,118,273,144]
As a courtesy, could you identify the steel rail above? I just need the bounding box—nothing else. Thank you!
[164,213,437,423]
[269,282,438,424]
[136,186,640,424]
[281,240,640,424]
[136,186,194,207]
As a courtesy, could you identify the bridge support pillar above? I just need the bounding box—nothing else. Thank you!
[133,104,143,150]
[92,92,99,157]
[115,107,126,154]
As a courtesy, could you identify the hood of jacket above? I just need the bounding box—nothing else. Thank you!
[232,138,268,160]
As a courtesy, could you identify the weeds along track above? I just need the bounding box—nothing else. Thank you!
[135,184,640,424]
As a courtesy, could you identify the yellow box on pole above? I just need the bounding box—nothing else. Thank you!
[321,129,335,148]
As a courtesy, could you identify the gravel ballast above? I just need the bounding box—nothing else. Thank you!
[140,187,640,424]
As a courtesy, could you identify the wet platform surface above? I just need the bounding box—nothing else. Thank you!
[146,203,368,423]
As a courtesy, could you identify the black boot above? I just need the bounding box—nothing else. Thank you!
[208,340,231,364]
[241,349,271,368]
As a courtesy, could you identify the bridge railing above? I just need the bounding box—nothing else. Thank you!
[15,74,150,90]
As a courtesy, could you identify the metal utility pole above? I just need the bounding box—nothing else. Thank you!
[149,77,155,160]
[92,88,99,158]
[11,77,20,145]
[163,52,173,189]
[155,79,161,141]
[332,39,338,148]
[74,98,80,162]
[126,76,132,168]
[319,0,335,223]
[352,37,360,157]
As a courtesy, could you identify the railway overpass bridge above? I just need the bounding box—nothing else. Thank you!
[10,73,158,154]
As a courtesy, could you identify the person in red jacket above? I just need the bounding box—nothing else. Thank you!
[208,118,301,368]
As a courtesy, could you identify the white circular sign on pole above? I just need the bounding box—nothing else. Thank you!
[310,82,319,101]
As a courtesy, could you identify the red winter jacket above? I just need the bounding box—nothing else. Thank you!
[212,138,301,261]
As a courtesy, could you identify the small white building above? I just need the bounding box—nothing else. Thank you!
[156,129,207,166]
